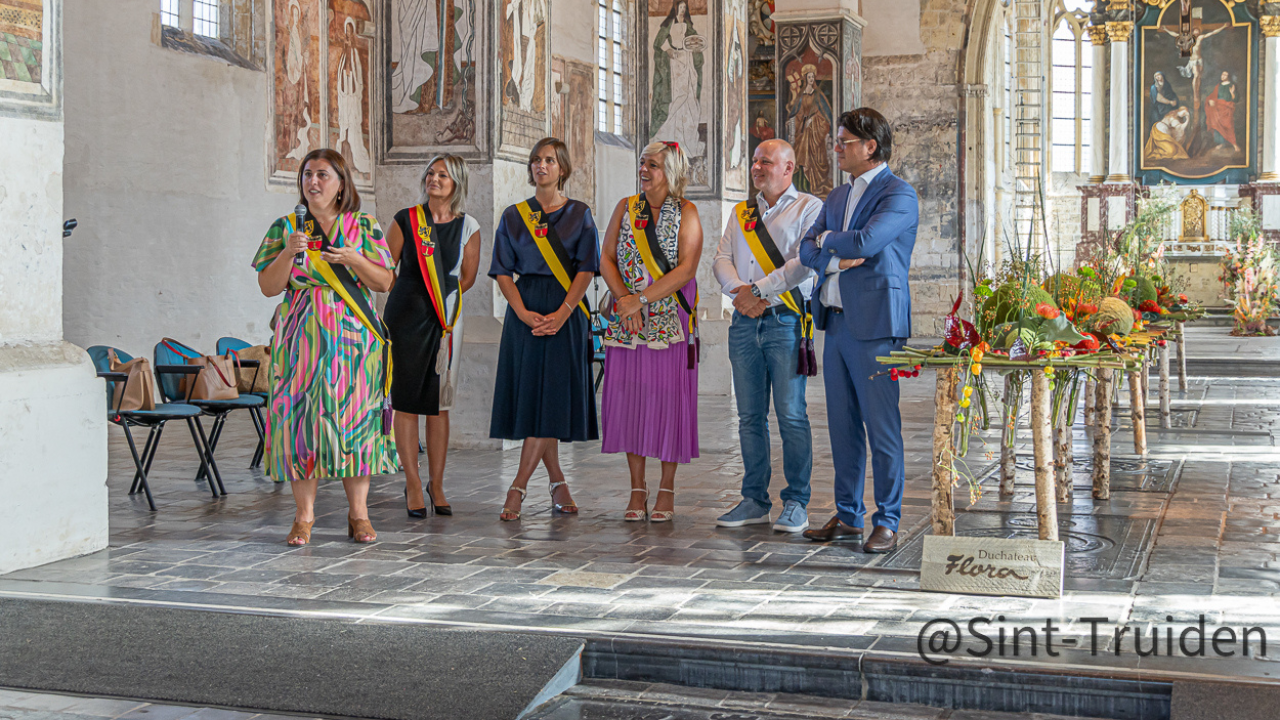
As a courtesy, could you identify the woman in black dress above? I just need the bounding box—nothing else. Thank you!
[490,138,601,521]
[385,154,482,517]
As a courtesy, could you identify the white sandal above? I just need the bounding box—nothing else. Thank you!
[500,485,526,521]
[650,488,675,523]
[624,488,649,522]
[549,480,578,514]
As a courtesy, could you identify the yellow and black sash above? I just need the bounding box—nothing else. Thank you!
[626,195,699,366]
[407,205,462,335]
[735,199,818,376]
[289,211,394,432]
[515,199,590,318]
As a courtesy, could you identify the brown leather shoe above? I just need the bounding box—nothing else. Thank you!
[862,526,897,553]
[802,516,864,542]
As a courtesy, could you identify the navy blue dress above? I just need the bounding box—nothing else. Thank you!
[488,199,601,441]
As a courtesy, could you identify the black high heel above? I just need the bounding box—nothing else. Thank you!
[405,487,427,519]
[426,483,452,516]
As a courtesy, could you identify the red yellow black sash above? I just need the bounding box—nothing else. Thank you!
[735,199,814,341]
[515,199,590,318]
[408,205,461,335]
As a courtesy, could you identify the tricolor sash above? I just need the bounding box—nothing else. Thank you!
[288,211,394,433]
[515,199,590,318]
[407,205,464,405]
[625,195,699,367]
[735,199,817,376]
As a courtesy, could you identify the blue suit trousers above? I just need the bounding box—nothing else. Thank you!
[822,311,906,531]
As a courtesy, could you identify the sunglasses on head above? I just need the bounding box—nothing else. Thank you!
[662,141,680,151]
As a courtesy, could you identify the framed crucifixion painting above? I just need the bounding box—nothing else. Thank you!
[1136,0,1258,184]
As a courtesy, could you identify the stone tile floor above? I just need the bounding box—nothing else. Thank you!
[6,343,1280,683]
[0,688,303,720]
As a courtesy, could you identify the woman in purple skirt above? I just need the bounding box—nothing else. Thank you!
[599,141,703,522]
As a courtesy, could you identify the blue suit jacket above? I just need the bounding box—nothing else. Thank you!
[798,166,918,339]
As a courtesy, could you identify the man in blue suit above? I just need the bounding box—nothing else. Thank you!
[798,108,918,553]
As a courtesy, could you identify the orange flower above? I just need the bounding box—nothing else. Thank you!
[971,347,985,363]
[1035,303,1060,320]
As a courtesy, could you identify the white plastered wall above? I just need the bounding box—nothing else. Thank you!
[0,110,109,575]
[61,0,376,355]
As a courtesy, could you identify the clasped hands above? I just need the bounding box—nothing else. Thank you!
[520,306,570,336]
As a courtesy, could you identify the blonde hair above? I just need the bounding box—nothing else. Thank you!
[420,154,469,217]
[640,141,689,200]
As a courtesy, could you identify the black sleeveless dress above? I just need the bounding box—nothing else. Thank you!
[384,207,464,415]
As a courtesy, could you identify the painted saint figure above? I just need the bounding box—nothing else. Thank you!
[1149,71,1179,130]
[336,18,372,174]
[785,64,833,198]
[390,0,439,114]
[506,0,544,112]
[284,0,311,163]
[1204,70,1239,152]
[1161,23,1226,109]
[1144,106,1191,161]
[650,0,705,158]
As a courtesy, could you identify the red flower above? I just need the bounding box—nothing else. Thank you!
[1035,302,1060,320]
[1073,336,1100,351]
[1178,294,1188,303]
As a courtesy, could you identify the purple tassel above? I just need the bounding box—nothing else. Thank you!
[382,400,393,436]
[804,338,818,377]
[687,336,696,370]
[796,345,810,376]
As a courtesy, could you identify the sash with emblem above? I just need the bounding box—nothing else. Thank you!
[735,199,817,376]
[514,198,591,318]
[625,194,700,369]
[407,205,463,406]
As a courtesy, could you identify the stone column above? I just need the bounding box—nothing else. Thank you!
[0,0,109,573]
[1087,23,1108,184]
[1104,19,1132,183]
[1261,11,1280,182]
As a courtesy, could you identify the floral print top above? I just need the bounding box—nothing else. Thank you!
[603,196,688,349]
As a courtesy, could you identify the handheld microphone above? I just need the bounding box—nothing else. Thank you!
[293,203,308,266]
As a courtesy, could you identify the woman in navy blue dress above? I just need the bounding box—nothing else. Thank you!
[489,138,601,521]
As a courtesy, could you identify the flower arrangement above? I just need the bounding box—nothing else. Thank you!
[1220,209,1278,336]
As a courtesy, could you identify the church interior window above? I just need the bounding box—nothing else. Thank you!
[1050,0,1092,174]
[192,0,219,38]
[160,0,180,28]
[597,0,626,135]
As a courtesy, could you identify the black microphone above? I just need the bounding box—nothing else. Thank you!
[293,203,308,266]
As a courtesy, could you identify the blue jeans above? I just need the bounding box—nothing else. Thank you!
[728,309,813,509]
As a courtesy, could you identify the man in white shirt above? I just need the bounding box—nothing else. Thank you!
[798,108,918,553]
[711,139,824,533]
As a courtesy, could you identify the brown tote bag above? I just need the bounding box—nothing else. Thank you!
[231,345,271,394]
[162,339,240,402]
[107,350,157,412]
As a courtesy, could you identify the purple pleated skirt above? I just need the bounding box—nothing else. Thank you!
[600,336,700,465]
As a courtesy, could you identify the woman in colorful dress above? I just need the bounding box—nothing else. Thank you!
[490,138,600,521]
[599,141,703,522]
[385,155,482,518]
[253,148,400,546]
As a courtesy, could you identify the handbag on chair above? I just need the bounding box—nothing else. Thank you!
[162,339,240,401]
[107,350,157,412]
[231,344,271,394]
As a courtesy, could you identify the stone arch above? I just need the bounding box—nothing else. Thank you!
[959,0,1010,281]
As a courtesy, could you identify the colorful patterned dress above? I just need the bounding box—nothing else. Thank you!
[252,212,401,482]
[600,196,699,464]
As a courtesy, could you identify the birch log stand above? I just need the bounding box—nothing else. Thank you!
[1159,342,1172,428]
[1129,366,1147,457]
[1175,321,1187,392]
[1030,369,1059,541]
[931,367,959,535]
[1053,371,1073,503]
[1092,368,1113,500]
[1000,373,1018,496]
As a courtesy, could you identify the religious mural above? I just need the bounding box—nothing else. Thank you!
[388,0,482,152]
[329,1,373,187]
[746,0,775,194]
[272,0,322,184]
[0,0,43,91]
[648,0,711,190]
[1137,0,1256,184]
[724,0,748,192]
[550,56,596,206]
[776,23,839,199]
[500,0,547,152]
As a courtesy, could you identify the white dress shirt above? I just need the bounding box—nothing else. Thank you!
[712,184,822,308]
[819,162,889,309]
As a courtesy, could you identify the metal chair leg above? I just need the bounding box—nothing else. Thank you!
[121,423,157,511]
[249,407,266,469]
[130,425,160,495]
[195,413,228,483]
[193,416,227,496]
[187,418,221,498]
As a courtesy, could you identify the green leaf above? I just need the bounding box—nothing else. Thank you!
[1040,314,1087,344]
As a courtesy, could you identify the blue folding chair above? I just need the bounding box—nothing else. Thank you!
[590,311,607,392]
[154,339,265,490]
[87,346,220,510]
[216,336,268,469]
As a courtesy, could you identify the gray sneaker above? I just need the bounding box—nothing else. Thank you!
[773,500,809,533]
[716,498,771,528]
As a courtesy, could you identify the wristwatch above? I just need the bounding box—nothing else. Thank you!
[749,284,763,299]
[638,293,650,305]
